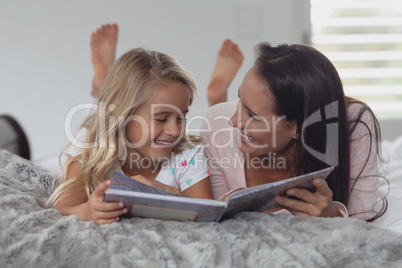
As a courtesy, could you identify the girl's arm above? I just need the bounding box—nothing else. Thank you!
[54,161,89,218]
[182,177,214,199]
[54,161,127,224]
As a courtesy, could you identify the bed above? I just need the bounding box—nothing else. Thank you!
[1,137,402,267]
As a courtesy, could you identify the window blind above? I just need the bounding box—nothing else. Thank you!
[311,0,402,118]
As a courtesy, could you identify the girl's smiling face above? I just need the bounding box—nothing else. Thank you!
[124,80,189,163]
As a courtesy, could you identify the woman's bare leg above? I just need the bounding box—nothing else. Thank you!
[90,23,119,98]
[207,39,244,106]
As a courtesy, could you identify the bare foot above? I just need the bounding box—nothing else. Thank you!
[90,23,119,98]
[207,39,244,106]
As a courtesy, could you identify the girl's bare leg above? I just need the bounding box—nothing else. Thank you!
[90,24,119,98]
[207,39,244,106]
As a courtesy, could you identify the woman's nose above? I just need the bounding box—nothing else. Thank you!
[229,109,243,129]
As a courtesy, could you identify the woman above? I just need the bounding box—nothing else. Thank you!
[202,41,387,221]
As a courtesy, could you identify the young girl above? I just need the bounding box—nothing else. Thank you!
[48,47,214,225]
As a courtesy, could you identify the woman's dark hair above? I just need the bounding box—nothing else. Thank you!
[253,43,386,221]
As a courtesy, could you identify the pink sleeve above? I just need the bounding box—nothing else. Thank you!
[347,104,381,220]
[200,101,247,200]
[200,107,231,200]
[333,201,348,217]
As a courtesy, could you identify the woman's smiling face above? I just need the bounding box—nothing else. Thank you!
[229,67,296,157]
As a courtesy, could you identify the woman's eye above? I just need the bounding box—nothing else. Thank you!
[178,117,187,122]
[155,118,167,122]
[248,112,255,119]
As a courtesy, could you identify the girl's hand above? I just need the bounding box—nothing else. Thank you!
[85,180,128,225]
[273,178,342,218]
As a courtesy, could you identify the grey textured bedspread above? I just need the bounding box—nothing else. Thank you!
[1,149,402,268]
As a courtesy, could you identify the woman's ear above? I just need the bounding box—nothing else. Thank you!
[291,124,299,140]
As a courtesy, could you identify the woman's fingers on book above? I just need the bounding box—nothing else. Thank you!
[275,196,320,217]
[312,178,332,197]
[274,178,335,217]
[286,187,317,204]
[283,178,330,205]
[274,188,320,216]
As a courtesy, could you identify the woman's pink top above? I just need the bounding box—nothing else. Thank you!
[200,100,381,220]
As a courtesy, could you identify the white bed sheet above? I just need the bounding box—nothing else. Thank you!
[373,136,402,233]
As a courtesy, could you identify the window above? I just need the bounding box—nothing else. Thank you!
[311,0,402,118]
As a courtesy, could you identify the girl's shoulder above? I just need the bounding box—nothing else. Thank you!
[61,128,88,165]
[172,143,204,161]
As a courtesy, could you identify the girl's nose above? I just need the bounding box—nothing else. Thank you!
[165,120,182,137]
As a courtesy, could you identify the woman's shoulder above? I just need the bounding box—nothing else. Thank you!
[347,100,373,122]
[346,100,377,139]
[347,100,378,130]
[206,100,238,118]
[204,100,237,131]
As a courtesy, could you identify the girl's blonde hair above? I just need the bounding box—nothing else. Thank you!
[47,48,199,206]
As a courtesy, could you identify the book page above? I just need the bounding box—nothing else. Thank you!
[111,171,177,196]
[222,167,334,218]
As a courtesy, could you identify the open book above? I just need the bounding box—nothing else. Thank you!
[105,167,334,222]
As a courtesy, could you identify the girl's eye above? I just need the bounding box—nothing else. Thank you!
[155,118,167,122]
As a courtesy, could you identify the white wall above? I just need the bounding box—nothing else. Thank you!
[0,0,311,164]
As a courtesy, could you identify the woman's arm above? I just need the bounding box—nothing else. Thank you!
[200,107,232,199]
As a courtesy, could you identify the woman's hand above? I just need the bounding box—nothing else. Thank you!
[273,178,342,218]
[85,180,128,225]
[219,188,245,201]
